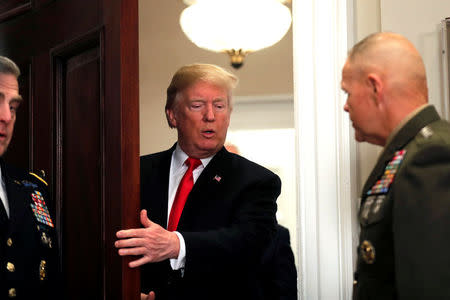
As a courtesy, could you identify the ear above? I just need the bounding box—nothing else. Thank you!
[166,108,177,128]
[367,73,383,104]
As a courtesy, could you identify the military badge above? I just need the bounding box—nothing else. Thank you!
[30,190,54,228]
[367,149,406,195]
[360,240,375,264]
[360,196,375,222]
[420,126,433,139]
[21,180,38,188]
[41,231,53,248]
[372,194,386,214]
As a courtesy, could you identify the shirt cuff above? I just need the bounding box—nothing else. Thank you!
[170,231,186,270]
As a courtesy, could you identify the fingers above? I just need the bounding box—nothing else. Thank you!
[129,256,150,268]
[141,293,148,300]
[140,209,152,228]
[117,246,147,256]
[148,291,156,300]
[115,236,144,249]
[116,227,149,239]
[141,292,156,300]
[115,209,153,239]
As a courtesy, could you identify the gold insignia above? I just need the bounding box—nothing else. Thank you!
[14,180,21,185]
[6,238,12,247]
[360,240,375,264]
[6,262,15,272]
[39,260,47,281]
[29,172,48,186]
[420,126,433,139]
[8,288,16,298]
[41,232,52,248]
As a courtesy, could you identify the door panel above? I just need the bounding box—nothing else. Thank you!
[0,1,140,299]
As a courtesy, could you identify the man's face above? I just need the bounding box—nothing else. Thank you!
[341,61,381,145]
[167,80,231,158]
[0,73,21,157]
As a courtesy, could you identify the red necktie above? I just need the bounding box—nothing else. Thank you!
[168,157,202,231]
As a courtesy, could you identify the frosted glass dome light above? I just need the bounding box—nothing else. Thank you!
[180,0,292,68]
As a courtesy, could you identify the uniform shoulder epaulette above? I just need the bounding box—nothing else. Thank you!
[29,172,48,186]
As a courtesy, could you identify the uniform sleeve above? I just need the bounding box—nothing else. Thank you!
[393,143,450,299]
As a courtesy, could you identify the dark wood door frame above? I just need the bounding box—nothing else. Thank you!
[0,0,140,298]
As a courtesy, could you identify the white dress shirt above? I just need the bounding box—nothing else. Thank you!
[0,167,9,218]
[169,144,214,270]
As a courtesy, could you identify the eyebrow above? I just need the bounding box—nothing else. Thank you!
[12,95,23,103]
[0,92,24,103]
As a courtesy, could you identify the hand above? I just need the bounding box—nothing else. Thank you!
[141,292,155,300]
[115,209,180,267]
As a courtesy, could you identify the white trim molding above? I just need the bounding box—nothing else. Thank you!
[293,0,358,299]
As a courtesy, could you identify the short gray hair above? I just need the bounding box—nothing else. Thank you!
[0,56,20,78]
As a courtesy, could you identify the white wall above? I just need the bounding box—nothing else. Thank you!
[138,0,293,155]
[354,0,382,192]
[381,0,450,119]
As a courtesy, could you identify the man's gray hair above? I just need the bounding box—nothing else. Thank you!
[0,56,20,78]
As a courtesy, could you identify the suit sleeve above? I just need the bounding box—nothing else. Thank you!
[181,172,280,277]
[275,227,298,300]
[393,143,450,299]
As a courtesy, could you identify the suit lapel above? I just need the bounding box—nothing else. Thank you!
[178,147,230,228]
[362,105,441,195]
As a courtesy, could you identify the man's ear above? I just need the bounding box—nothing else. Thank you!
[166,108,177,128]
[367,73,383,104]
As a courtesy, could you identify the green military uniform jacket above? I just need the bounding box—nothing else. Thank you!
[353,105,450,300]
[0,160,59,299]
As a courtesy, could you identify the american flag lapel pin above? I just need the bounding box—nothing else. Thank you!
[213,175,222,182]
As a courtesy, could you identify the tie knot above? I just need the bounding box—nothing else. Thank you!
[185,157,202,170]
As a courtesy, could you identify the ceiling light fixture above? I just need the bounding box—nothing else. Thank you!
[180,0,292,69]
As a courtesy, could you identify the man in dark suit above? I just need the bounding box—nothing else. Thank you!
[115,63,280,300]
[259,224,297,300]
[342,32,450,299]
[0,56,59,299]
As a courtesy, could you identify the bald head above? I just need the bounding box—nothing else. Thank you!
[342,33,430,146]
[347,32,428,104]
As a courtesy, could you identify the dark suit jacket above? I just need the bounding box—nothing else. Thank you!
[0,160,59,300]
[140,145,281,300]
[259,224,297,300]
[353,105,450,300]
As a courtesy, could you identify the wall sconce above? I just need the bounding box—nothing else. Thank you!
[180,0,292,69]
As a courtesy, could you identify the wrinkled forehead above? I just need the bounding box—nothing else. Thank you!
[341,61,353,84]
[0,73,19,91]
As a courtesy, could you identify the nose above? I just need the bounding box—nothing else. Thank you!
[343,101,349,112]
[203,104,215,122]
[0,101,12,123]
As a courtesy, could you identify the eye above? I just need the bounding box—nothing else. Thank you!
[214,102,226,110]
[10,102,20,114]
[190,102,203,110]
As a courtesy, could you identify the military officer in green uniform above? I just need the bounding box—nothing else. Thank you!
[0,56,59,299]
[342,32,450,299]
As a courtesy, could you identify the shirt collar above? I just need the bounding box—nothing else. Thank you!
[384,103,430,147]
[173,144,215,169]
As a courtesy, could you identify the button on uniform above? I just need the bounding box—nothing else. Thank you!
[8,288,16,298]
[6,237,12,247]
[6,262,15,272]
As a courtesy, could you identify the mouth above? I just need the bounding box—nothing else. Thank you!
[201,129,215,138]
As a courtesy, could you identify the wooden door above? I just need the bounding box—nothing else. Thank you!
[0,0,140,299]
